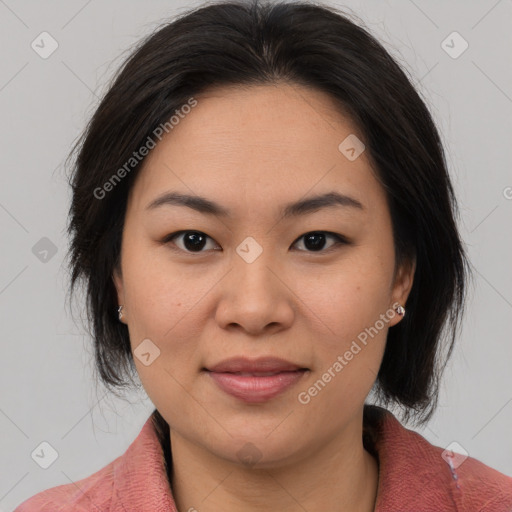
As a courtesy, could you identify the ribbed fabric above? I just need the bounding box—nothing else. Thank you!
[15,407,512,511]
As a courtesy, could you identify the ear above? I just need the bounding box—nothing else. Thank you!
[388,256,416,327]
[112,265,126,324]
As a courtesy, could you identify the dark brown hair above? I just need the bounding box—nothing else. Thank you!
[67,0,471,427]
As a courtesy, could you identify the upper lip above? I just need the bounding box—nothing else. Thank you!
[205,356,307,373]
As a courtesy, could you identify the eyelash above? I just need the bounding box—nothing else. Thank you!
[162,230,350,255]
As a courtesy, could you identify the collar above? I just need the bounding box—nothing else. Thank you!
[110,414,178,511]
[109,406,511,511]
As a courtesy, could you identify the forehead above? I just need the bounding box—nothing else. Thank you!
[128,83,386,218]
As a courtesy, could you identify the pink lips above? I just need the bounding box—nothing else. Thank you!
[204,357,308,403]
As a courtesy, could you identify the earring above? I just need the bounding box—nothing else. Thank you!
[395,304,405,317]
[118,305,124,321]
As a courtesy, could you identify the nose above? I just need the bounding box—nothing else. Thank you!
[214,249,295,337]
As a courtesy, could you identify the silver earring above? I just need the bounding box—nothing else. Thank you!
[395,304,405,317]
[118,305,124,321]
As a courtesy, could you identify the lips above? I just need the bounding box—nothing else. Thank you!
[205,356,306,373]
[204,357,309,403]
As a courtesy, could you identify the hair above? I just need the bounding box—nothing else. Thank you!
[66,0,471,428]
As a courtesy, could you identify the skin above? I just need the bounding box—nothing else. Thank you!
[113,82,415,512]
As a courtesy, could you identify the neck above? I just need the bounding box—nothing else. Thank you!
[169,411,379,512]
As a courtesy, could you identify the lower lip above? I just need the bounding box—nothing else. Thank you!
[207,370,307,403]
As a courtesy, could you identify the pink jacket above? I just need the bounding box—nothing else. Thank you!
[15,407,512,511]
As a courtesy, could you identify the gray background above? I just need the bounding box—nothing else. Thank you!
[1,0,511,510]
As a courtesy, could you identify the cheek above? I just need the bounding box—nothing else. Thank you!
[122,242,205,334]
[121,249,206,415]
[294,248,393,401]
[119,250,210,400]
[299,280,388,418]
[296,246,394,342]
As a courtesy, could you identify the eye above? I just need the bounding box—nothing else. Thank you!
[163,230,349,254]
[164,230,220,253]
[291,231,348,253]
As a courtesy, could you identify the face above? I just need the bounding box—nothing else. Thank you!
[114,83,414,467]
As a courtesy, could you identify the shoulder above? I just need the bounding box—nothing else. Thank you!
[13,458,117,512]
[13,412,177,512]
[365,406,512,511]
[452,450,512,510]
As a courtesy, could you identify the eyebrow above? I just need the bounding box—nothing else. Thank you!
[145,191,364,218]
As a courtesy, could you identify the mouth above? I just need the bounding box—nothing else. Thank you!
[203,357,309,403]
[204,356,308,374]
[213,371,305,376]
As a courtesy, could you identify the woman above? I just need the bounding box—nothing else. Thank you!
[15,0,512,510]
